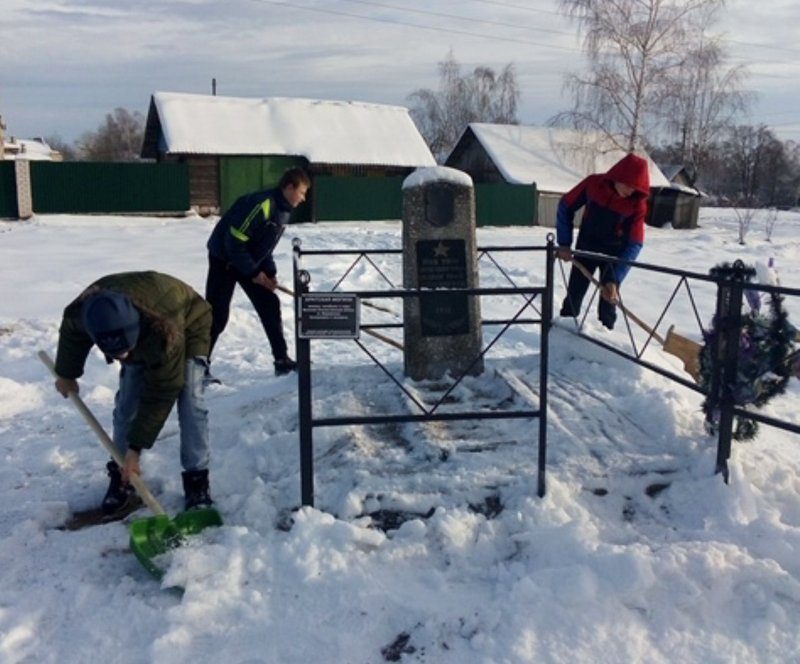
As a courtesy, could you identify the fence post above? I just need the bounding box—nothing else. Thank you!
[712,261,747,482]
[538,236,554,497]
[293,239,314,507]
[14,159,33,219]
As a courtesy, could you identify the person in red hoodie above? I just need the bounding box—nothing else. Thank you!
[556,153,651,330]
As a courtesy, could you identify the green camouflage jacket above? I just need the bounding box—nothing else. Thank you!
[55,271,211,450]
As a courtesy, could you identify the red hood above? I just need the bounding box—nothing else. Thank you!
[605,153,650,196]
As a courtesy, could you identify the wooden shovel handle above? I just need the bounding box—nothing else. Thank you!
[38,350,167,516]
[570,259,665,344]
[569,259,704,381]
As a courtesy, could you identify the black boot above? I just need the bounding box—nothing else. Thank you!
[101,460,141,515]
[274,356,297,376]
[182,469,213,510]
[559,294,581,318]
[598,300,617,330]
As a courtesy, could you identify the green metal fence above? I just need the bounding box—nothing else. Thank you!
[0,162,18,218]
[313,177,537,225]
[475,182,537,226]
[314,175,404,221]
[4,159,539,225]
[30,162,189,214]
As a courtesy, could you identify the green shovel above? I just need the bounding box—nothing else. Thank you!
[39,350,223,581]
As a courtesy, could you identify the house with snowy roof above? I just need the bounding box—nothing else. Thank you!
[445,124,680,228]
[2,137,63,161]
[141,91,436,220]
[0,117,63,219]
[0,116,62,162]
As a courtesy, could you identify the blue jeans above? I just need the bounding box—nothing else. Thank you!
[112,357,210,471]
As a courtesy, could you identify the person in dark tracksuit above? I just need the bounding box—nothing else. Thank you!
[556,153,651,330]
[205,167,310,375]
[53,271,214,514]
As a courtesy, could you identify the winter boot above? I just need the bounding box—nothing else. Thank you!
[101,460,141,515]
[274,356,297,376]
[559,296,581,318]
[598,300,617,330]
[182,469,213,511]
[598,314,616,330]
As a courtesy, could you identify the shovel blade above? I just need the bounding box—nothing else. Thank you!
[663,326,703,382]
[129,508,223,580]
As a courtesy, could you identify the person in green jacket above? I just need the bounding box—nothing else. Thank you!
[52,271,214,514]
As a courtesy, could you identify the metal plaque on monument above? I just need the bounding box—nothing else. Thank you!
[402,166,484,380]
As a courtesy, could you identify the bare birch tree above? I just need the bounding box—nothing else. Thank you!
[724,124,775,205]
[661,39,750,173]
[409,50,520,162]
[552,0,725,151]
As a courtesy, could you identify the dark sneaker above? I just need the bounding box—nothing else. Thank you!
[101,460,141,515]
[182,469,213,511]
[274,357,297,376]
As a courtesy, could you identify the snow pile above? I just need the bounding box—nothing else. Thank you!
[0,209,799,662]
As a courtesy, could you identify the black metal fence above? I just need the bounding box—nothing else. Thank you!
[287,238,799,508]
[291,238,555,507]
[557,251,800,482]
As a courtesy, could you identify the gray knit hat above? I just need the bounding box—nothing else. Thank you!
[81,291,140,356]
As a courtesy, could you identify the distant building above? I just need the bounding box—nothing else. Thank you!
[141,91,435,219]
[2,130,63,162]
[445,124,670,227]
[650,163,703,229]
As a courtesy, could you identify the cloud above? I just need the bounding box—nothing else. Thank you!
[2,0,798,142]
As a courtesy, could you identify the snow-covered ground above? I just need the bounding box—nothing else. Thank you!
[0,208,798,663]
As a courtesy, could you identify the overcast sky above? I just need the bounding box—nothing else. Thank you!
[2,0,799,146]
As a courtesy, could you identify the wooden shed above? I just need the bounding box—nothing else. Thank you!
[446,124,669,227]
[141,91,436,220]
[649,164,703,229]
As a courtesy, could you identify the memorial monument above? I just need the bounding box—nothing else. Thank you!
[402,166,484,380]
